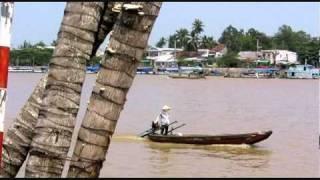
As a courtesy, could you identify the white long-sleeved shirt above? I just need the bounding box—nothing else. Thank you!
[154,111,170,126]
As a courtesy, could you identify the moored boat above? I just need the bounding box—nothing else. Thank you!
[147,130,272,145]
[168,72,205,79]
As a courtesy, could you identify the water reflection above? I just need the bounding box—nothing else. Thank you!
[145,140,272,170]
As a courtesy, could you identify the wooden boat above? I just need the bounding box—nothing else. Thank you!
[168,73,205,79]
[147,130,272,145]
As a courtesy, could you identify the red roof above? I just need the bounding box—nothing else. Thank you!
[210,44,226,53]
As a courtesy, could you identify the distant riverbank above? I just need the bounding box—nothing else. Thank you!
[8,66,320,80]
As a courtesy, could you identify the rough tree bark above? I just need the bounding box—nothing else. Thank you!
[67,2,162,178]
[0,75,48,177]
[23,2,105,178]
[0,2,121,177]
[0,2,119,178]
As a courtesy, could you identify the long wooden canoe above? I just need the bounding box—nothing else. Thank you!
[168,73,205,79]
[147,130,272,145]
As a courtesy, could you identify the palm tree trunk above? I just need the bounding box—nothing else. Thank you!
[0,74,47,177]
[61,2,122,177]
[67,2,162,177]
[23,2,105,178]
[1,2,121,177]
[0,2,121,177]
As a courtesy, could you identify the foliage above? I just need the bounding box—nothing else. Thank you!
[177,58,195,67]
[175,28,190,49]
[218,25,243,52]
[11,41,103,66]
[200,35,217,49]
[168,34,177,48]
[206,56,216,65]
[216,52,242,67]
[189,18,204,51]
[51,40,57,46]
[167,19,215,51]
[156,37,167,48]
[34,41,46,47]
[18,40,34,49]
[296,37,320,66]
[10,47,53,66]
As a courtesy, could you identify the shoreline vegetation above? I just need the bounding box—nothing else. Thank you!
[8,22,320,80]
[10,23,320,69]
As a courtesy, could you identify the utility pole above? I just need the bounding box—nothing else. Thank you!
[174,38,177,60]
[0,2,14,163]
[256,39,262,66]
[318,49,320,68]
[305,58,307,66]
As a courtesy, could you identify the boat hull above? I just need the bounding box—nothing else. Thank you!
[147,130,272,145]
[168,74,205,79]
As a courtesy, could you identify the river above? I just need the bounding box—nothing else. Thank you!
[4,73,319,177]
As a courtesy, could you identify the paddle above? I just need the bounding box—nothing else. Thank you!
[139,120,178,137]
[167,123,186,135]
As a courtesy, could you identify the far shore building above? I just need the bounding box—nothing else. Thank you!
[146,46,183,57]
[143,45,228,69]
[238,51,259,62]
[238,49,298,65]
[260,50,298,65]
[209,44,227,58]
[144,46,183,69]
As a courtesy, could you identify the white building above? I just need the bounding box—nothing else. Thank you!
[145,46,183,68]
[34,45,55,50]
[238,51,259,61]
[151,54,177,69]
[261,50,298,65]
[209,44,227,58]
[238,49,298,65]
[146,46,183,58]
[197,49,210,58]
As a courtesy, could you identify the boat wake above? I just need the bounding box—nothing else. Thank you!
[112,134,146,142]
[206,144,252,149]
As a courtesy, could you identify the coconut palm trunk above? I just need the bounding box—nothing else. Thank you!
[67,2,162,177]
[21,2,105,178]
[0,2,121,177]
[0,74,47,177]
[1,2,122,178]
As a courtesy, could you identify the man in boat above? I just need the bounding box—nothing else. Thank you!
[152,105,171,135]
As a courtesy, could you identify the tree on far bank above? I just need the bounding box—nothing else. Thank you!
[218,25,243,52]
[200,35,216,49]
[189,18,204,51]
[175,28,190,49]
[34,41,46,47]
[216,52,242,67]
[51,40,57,46]
[156,37,167,48]
[18,40,33,49]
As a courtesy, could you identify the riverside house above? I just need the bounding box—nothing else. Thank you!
[238,49,298,65]
[144,46,183,70]
[287,64,320,79]
[209,44,227,58]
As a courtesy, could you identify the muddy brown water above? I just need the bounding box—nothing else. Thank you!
[5,73,319,177]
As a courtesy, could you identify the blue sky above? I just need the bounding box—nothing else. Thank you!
[11,2,320,49]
